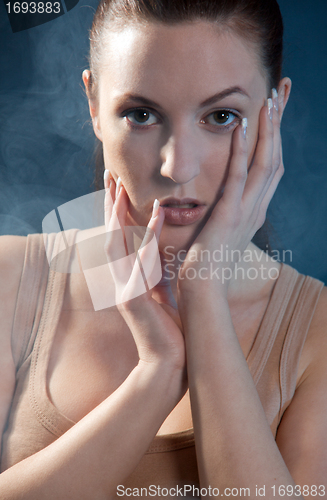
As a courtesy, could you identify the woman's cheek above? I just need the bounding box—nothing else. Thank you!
[204,136,235,188]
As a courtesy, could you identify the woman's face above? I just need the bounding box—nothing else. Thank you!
[90,20,269,253]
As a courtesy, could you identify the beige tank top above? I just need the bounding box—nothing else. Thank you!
[1,231,325,492]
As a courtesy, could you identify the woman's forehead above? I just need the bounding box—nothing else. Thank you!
[99,20,267,103]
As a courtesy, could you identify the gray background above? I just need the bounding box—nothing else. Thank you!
[0,0,326,281]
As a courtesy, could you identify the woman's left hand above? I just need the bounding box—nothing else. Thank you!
[178,92,283,297]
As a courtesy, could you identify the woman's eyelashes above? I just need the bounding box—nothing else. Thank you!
[122,107,241,132]
[200,109,241,132]
[124,108,161,129]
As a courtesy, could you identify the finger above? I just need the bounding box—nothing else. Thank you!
[259,96,282,202]
[255,94,282,209]
[106,183,130,267]
[104,171,115,230]
[243,99,276,206]
[220,118,248,207]
[107,189,138,304]
[259,142,284,219]
[152,252,178,310]
[116,201,164,307]
[130,200,165,294]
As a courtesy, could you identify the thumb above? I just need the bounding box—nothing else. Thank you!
[151,252,177,309]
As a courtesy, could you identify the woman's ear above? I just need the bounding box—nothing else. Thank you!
[277,77,292,121]
[82,70,103,142]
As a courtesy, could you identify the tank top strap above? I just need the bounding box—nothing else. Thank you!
[247,263,324,387]
[11,233,48,372]
[247,263,301,383]
[29,229,79,436]
[12,230,79,374]
[280,272,324,413]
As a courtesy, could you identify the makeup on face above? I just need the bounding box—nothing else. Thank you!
[97,21,268,241]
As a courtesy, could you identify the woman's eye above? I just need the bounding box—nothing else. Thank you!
[125,108,159,127]
[203,110,239,128]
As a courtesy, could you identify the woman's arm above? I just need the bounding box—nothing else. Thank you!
[275,286,327,489]
[179,288,301,496]
[0,197,186,499]
[176,91,324,497]
[0,358,183,499]
[180,285,327,497]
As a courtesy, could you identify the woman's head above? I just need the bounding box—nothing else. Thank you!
[88,0,284,100]
[83,0,291,253]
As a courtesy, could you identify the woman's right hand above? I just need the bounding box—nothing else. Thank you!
[104,172,186,379]
[0,177,188,500]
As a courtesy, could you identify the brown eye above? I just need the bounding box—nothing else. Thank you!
[125,108,158,126]
[134,109,150,123]
[213,111,230,124]
[203,109,238,128]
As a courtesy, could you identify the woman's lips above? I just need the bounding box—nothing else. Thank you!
[160,198,206,225]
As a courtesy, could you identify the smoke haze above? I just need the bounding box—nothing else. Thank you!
[0,0,327,281]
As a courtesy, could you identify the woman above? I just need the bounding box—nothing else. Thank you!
[0,0,326,498]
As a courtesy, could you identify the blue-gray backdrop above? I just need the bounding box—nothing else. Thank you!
[0,0,327,281]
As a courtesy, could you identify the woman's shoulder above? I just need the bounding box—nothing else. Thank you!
[303,284,327,359]
[0,235,27,301]
[0,235,27,335]
[296,272,327,387]
[0,236,27,428]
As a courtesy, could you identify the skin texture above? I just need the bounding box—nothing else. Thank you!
[0,18,326,500]
[85,21,290,259]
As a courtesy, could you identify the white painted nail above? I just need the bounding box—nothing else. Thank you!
[241,118,248,139]
[103,169,110,187]
[267,98,273,120]
[152,199,160,219]
[272,88,279,112]
[115,177,122,198]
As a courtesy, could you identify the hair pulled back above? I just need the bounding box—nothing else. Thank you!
[88,0,283,101]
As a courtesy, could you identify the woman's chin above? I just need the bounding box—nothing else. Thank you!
[158,224,198,256]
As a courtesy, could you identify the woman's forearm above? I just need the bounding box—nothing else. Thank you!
[0,360,184,500]
[180,288,300,499]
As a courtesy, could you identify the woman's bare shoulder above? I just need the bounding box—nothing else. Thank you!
[0,236,27,435]
[0,235,27,282]
[307,284,327,344]
[0,235,27,335]
[299,285,327,378]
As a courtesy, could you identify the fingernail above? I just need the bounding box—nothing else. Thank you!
[272,88,279,112]
[152,199,160,219]
[104,169,110,187]
[278,89,284,113]
[115,176,122,198]
[267,98,273,120]
[241,117,247,139]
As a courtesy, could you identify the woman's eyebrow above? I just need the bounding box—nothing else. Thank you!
[114,94,165,112]
[199,86,250,107]
[115,86,249,111]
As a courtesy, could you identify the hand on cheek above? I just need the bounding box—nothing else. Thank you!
[177,89,284,296]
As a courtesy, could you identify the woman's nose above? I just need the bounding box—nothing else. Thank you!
[159,132,201,184]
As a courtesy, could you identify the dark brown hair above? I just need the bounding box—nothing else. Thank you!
[89,0,283,101]
[88,0,284,250]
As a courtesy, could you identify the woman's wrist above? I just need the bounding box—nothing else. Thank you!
[178,277,229,309]
[135,358,187,408]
